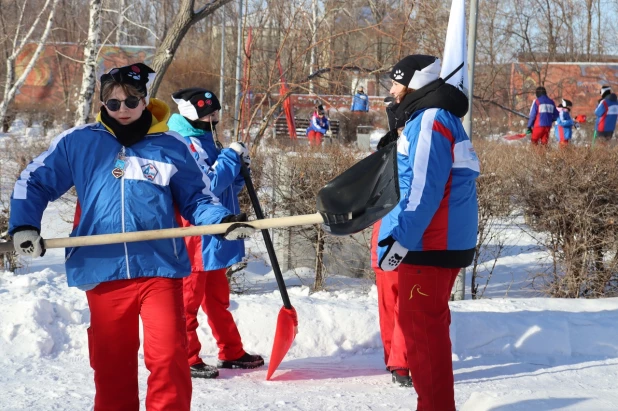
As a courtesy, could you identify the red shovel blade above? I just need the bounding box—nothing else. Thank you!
[503,133,527,141]
[266,306,298,380]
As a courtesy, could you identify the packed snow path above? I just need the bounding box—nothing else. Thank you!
[2,266,618,410]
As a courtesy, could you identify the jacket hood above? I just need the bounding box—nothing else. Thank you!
[96,98,170,135]
[388,79,469,130]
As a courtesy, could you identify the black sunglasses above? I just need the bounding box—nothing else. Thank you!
[105,95,141,111]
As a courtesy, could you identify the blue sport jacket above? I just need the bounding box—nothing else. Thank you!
[377,107,479,268]
[9,99,230,288]
[168,113,246,271]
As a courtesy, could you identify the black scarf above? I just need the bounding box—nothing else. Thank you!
[100,107,153,147]
[377,80,468,149]
[186,117,218,132]
[390,79,468,129]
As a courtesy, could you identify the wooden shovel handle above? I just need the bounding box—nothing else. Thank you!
[0,213,324,253]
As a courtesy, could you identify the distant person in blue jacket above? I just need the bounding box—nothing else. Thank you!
[527,86,559,146]
[377,54,479,411]
[351,86,370,112]
[306,104,330,146]
[8,63,254,411]
[595,85,618,141]
[169,88,264,379]
[555,99,575,147]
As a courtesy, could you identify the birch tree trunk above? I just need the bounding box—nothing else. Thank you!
[0,0,60,128]
[148,0,234,98]
[116,0,126,45]
[74,0,102,126]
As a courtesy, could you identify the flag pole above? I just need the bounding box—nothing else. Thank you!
[453,0,478,301]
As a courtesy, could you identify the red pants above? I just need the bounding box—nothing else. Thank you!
[307,130,324,146]
[371,221,407,370]
[398,264,459,411]
[531,126,551,145]
[86,277,191,411]
[183,269,245,366]
[376,269,408,370]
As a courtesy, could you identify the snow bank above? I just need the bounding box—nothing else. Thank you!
[3,268,618,365]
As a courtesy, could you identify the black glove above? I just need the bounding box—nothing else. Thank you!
[377,236,407,271]
[377,129,399,150]
[12,226,46,257]
[220,213,248,224]
[220,213,256,240]
[525,127,532,135]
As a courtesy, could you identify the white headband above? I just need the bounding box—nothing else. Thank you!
[173,97,199,120]
[408,58,441,89]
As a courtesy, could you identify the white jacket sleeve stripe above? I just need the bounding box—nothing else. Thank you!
[167,131,220,205]
[13,125,86,200]
[405,109,437,212]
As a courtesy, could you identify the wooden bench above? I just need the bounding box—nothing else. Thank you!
[274,116,340,139]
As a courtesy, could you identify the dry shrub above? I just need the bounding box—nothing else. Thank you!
[330,111,385,143]
[259,143,371,291]
[507,145,618,297]
[470,140,520,298]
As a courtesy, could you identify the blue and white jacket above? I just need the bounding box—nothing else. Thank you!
[9,99,231,288]
[168,113,246,271]
[595,94,618,132]
[351,92,369,112]
[527,95,559,128]
[306,112,330,134]
[377,107,479,268]
[554,109,574,142]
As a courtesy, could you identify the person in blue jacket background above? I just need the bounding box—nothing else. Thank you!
[595,85,618,141]
[351,86,370,112]
[306,104,330,146]
[377,55,479,411]
[527,86,559,146]
[8,63,254,411]
[555,99,575,146]
[169,88,264,379]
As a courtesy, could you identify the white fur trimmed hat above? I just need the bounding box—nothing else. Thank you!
[389,55,441,90]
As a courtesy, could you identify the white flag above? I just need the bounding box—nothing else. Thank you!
[440,0,469,97]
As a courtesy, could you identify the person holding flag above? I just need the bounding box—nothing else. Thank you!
[376,0,479,409]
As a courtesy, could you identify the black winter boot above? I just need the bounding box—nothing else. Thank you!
[190,363,219,379]
[217,353,265,369]
[391,368,413,387]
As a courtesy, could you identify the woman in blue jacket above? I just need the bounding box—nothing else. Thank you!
[9,64,252,411]
[169,88,264,379]
[555,99,574,146]
[377,55,479,411]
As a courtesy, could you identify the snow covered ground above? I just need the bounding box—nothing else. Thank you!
[2,126,618,410]
[2,205,618,410]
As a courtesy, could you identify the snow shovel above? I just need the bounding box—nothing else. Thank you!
[239,162,297,380]
[0,142,399,253]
